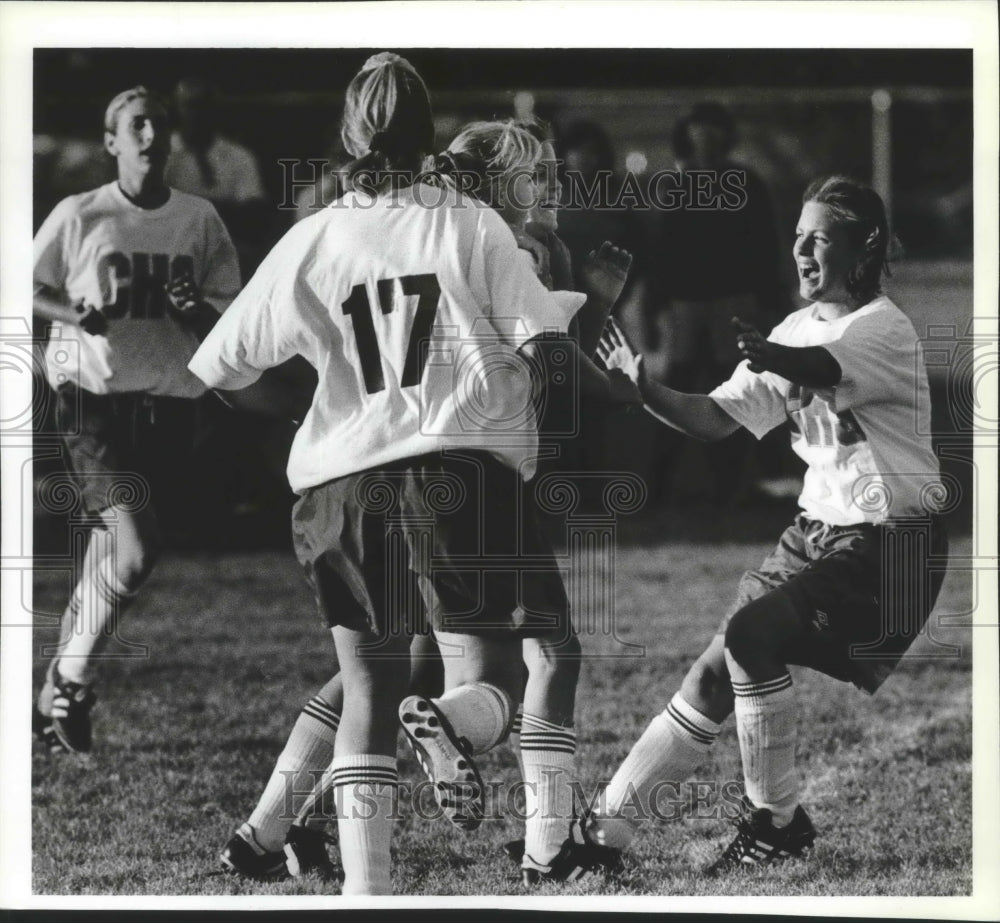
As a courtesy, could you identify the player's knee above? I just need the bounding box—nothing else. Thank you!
[724,600,773,669]
[115,536,161,589]
[681,655,733,718]
[524,631,581,685]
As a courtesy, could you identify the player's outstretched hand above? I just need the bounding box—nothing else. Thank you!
[165,271,202,318]
[597,318,645,389]
[582,241,633,305]
[74,301,108,336]
[732,316,771,374]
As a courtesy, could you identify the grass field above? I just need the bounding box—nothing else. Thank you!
[30,504,973,898]
[28,261,977,897]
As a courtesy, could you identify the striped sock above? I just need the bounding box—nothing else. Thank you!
[520,713,577,865]
[247,695,341,851]
[330,754,398,895]
[592,692,722,850]
[433,682,512,755]
[509,705,525,778]
[57,560,137,685]
[732,674,799,828]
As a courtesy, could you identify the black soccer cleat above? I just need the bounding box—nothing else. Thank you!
[503,837,525,863]
[704,796,816,876]
[220,833,289,882]
[284,824,339,881]
[520,819,623,886]
[49,673,97,754]
[32,705,67,755]
[399,694,485,832]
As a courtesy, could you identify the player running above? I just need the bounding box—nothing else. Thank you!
[190,54,641,895]
[32,86,241,755]
[590,175,948,872]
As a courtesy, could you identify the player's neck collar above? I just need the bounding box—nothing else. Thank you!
[116,180,171,211]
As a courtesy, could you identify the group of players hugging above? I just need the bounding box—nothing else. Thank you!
[32,53,947,894]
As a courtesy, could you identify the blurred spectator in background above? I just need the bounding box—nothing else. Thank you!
[166,77,296,537]
[166,77,272,278]
[291,119,347,224]
[554,119,656,494]
[556,120,649,298]
[647,102,791,505]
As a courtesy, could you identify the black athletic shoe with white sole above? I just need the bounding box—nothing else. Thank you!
[398,694,484,831]
[704,796,816,876]
[284,825,339,881]
[220,833,288,881]
[520,818,623,886]
[50,674,97,754]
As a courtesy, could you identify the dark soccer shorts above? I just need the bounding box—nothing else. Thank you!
[719,513,949,694]
[54,382,202,519]
[291,450,572,641]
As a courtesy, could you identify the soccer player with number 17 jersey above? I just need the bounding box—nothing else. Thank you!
[190,53,641,895]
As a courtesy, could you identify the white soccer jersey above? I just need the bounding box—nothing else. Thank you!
[34,182,241,398]
[189,183,585,492]
[710,296,942,524]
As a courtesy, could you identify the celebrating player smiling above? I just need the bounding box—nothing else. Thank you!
[591,175,949,872]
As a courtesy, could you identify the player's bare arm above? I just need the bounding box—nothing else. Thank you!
[211,369,314,426]
[732,316,841,387]
[165,271,221,341]
[573,241,633,356]
[598,318,739,441]
[33,283,108,335]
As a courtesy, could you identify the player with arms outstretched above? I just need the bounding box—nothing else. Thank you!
[32,86,241,755]
[190,54,641,895]
[589,176,948,871]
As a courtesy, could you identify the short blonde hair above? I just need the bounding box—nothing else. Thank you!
[444,120,541,208]
[103,86,166,134]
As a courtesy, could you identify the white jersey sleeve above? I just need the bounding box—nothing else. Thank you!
[709,361,788,439]
[33,196,78,293]
[188,225,307,390]
[823,307,916,411]
[709,313,798,438]
[198,205,242,313]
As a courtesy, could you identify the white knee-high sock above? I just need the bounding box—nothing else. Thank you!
[331,754,398,896]
[520,713,577,865]
[57,557,137,684]
[732,674,799,828]
[432,683,511,754]
[591,692,722,850]
[38,585,85,715]
[247,695,341,850]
